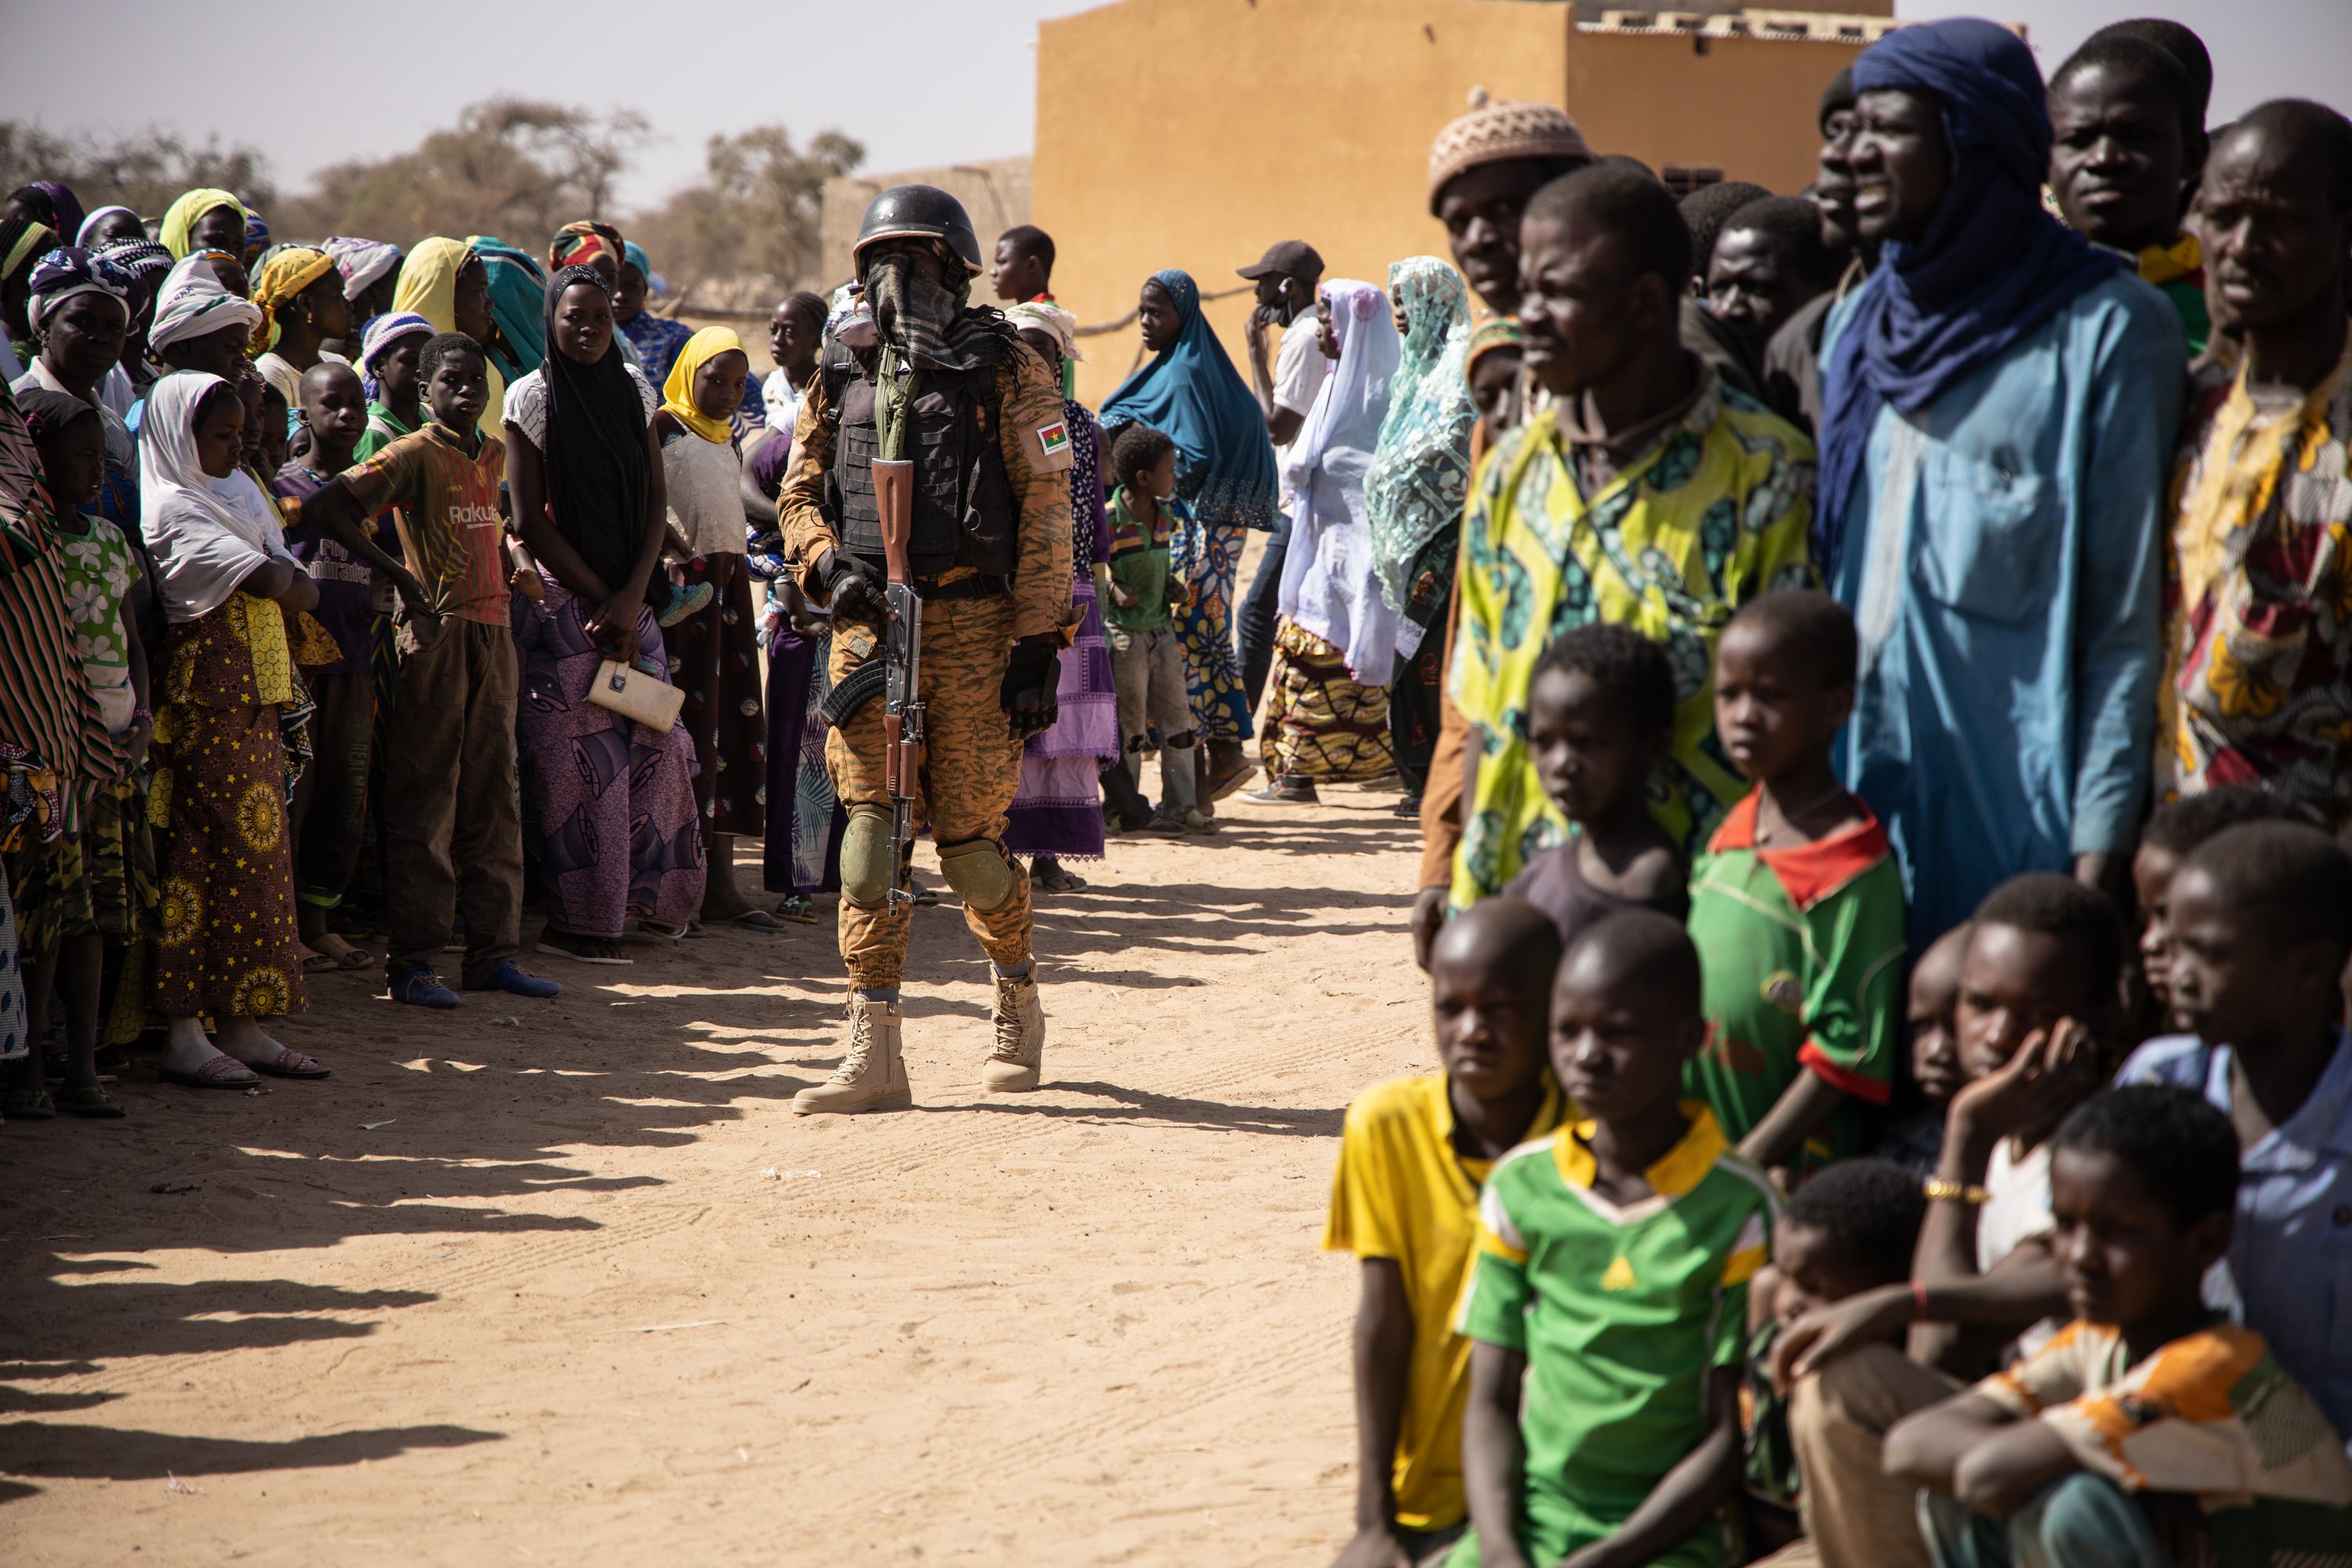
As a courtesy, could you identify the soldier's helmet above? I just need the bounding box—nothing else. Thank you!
[853,185,985,277]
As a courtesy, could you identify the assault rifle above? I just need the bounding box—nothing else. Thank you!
[873,456,922,912]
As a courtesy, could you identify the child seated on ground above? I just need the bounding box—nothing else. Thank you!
[1886,1084,2352,1567]
[1451,909,1775,1568]
[2120,821,2352,1453]
[1763,873,2124,1568]
[1498,623,1685,948]
[1742,1158,1926,1556]
[1872,921,1973,1176]
[1324,898,1567,1568]
[1687,590,1904,1174]
[2127,785,2296,1036]
[1103,424,1202,835]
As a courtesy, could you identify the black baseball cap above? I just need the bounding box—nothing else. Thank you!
[1236,240,1324,283]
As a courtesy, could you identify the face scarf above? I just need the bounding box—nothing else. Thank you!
[248,245,334,355]
[539,264,652,594]
[660,325,746,446]
[861,244,1004,373]
[1813,17,2125,572]
[1365,257,1475,599]
[158,188,247,261]
[1099,269,1279,532]
[25,246,132,335]
[359,311,434,401]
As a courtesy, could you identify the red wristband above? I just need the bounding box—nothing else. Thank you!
[1912,1279,1930,1323]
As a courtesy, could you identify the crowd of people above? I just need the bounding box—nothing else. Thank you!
[4,8,2352,1566]
[1312,13,2352,1568]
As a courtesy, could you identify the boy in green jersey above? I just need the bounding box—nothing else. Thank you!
[1451,910,1777,1568]
[1687,590,1907,1175]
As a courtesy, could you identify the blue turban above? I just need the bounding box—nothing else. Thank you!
[1813,17,2125,571]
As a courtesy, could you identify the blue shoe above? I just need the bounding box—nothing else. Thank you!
[655,580,713,628]
[389,967,462,1009]
[474,960,561,999]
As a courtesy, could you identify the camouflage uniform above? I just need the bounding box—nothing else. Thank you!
[779,341,1075,989]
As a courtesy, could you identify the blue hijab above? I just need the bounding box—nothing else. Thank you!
[1814,17,2125,572]
[466,237,548,386]
[1099,270,1277,532]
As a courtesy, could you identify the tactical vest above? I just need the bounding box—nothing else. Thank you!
[824,344,1016,581]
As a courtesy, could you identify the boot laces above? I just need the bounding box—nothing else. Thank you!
[835,1005,880,1080]
[989,977,1032,1063]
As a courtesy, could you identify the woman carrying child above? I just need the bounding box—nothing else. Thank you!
[140,371,330,1088]
[655,324,779,930]
[503,265,705,964]
[1000,303,1116,890]
[1256,279,1401,801]
[1364,258,1475,812]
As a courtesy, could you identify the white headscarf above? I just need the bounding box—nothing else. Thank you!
[75,205,138,248]
[1277,279,1403,680]
[148,260,262,358]
[1002,300,1083,363]
[139,371,290,623]
[325,236,401,303]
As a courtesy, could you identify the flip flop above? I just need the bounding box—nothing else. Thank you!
[246,1047,330,1080]
[60,1083,126,1119]
[315,934,374,970]
[298,947,339,974]
[4,1087,56,1118]
[706,909,791,931]
[1033,867,1088,893]
[535,940,633,967]
[773,895,821,926]
[161,1056,259,1090]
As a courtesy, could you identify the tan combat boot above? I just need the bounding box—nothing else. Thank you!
[792,995,912,1115]
[980,968,1045,1092]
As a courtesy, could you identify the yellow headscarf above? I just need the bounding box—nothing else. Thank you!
[660,325,746,446]
[160,188,248,261]
[393,237,505,431]
[249,245,335,356]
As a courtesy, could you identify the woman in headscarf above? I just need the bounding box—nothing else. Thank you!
[248,246,351,414]
[652,324,778,928]
[4,183,85,246]
[324,237,403,341]
[1098,270,1276,805]
[158,189,248,263]
[139,370,330,1089]
[13,247,140,530]
[1364,258,1475,809]
[1,220,57,378]
[392,238,503,432]
[503,264,704,962]
[1254,280,1402,801]
[92,238,171,416]
[1000,302,1116,890]
[144,263,261,389]
[76,206,146,252]
[465,237,547,390]
[616,241,695,387]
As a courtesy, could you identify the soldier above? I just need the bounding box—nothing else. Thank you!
[778,186,1074,1115]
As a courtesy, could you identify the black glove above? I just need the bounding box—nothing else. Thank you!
[822,550,886,624]
[1000,636,1062,738]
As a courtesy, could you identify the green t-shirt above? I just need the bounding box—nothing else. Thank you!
[1446,1105,1774,1568]
[1684,791,1907,1171]
[1103,485,1178,633]
[356,400,420,462]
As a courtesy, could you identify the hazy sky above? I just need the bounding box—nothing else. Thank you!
[13,0,2349,215]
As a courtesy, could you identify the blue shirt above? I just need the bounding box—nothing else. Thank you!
[1824,271,2184,940]
[2118,1031,2352,1450]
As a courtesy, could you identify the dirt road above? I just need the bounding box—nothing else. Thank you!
[0,786,1433,1564]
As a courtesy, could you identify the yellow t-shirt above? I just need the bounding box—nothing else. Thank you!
[1323,1072,1566,1531]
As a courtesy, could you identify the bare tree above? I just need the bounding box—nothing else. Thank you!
[629,124,864,295]
[0,122,278,226]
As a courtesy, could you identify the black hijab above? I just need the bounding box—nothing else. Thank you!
[539,264,649,594]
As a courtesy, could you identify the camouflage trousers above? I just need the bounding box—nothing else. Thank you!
[826,593,1033,989]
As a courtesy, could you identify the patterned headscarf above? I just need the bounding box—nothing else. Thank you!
[1002,300,1083,362]
[91,238,172,336]
[1365,257,1475,601]
[241,212,270,267]
[74,205,136,248]
[660,325,746,446]
[358,310,434,399]
[248,245,335,355]
[2,220,56,291]
[158,188,247,261]
[148,265,262,358]
[548,220,623,274]
[324,236,401,303]
[24,247,133,334]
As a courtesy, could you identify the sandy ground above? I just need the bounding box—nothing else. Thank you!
[0,773,1436,1564]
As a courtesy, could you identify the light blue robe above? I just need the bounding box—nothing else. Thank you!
[1824,270,2186,941]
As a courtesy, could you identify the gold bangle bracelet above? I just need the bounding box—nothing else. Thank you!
[1922,1178,1990,1204]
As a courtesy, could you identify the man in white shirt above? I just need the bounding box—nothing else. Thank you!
[1236,238,1326,711]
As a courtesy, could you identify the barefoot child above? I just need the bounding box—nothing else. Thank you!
[4,391,151,1118]
[1888,1085,2352,1566]
[2122,822,2352,1450]
[1451,909,1776,1568]
[273,361,399,972]
[1499,623,1686,947]
[1688,590,1905,1174]
[295,334,556,1007]
[1324,898,1568,1568]
[1105,425,1202,834]
[653,325,776,930]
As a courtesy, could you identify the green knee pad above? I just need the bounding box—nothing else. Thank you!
[840,804,898,907]
[937,838,1018,914]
